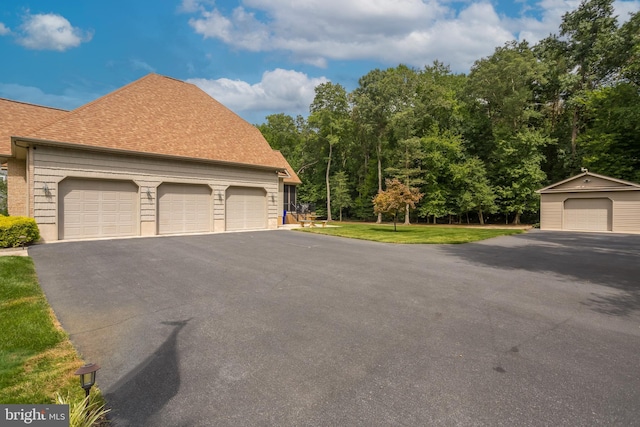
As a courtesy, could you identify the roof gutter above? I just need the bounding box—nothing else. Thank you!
[11,136,286,173]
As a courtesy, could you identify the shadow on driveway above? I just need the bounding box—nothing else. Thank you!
[442,231,640,316]
[105,319,191,427]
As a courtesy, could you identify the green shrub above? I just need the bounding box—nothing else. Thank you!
[0,216,40,248]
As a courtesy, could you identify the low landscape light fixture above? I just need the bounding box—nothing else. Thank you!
[74,363,100,398]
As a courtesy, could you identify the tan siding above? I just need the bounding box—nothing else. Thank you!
[31,145,279,238]
[612,192,640,233]
[540,195,562,230]
[541,191,640,233]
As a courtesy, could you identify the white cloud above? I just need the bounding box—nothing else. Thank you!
[185,0,640,72]
[17,13,93,51]
[0,23,10,36]
[187,69,328,115]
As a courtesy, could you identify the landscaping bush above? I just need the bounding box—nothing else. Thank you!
[0,216,40,248]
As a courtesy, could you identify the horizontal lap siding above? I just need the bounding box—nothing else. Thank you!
[541,191,640,233]
[612,193,640,233]
[540,195,562,230]
[32,146,279,229]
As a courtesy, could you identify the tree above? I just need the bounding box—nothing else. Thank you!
[309,82,350,222]
[494,129,551,224]
[373,178,423,231]
[331,171,353,221]
[450,157,496,225]
[578,83,640,182]
[559,0,619,158]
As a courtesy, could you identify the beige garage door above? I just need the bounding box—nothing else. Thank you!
[564,198,612,231]
[59,179,138,240]
[225,187,267,231]
[158,183,211,235]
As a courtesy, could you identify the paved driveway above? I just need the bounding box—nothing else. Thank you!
[29,230,640,426]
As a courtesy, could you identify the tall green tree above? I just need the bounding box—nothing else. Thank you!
[559,0,619,158]
[309,82,351,221]
[578,84,640,182]
[330,171,353,221]
[450,157,496,225]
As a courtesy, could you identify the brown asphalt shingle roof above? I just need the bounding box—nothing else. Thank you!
[16,73,283,169]
[0,98,67,157]
[273,150,302,185]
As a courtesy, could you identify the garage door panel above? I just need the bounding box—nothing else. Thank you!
[226,187,266,231]
[59,179,138,240]
[564,198,611,231]
[158,184,211,235]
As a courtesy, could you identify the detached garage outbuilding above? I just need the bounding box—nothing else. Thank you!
[1,73,298,241]
[537,172,640,233]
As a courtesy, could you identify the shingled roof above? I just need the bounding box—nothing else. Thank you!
[0,98,67,157]
[273,150,302,185]
[14,73,283,169]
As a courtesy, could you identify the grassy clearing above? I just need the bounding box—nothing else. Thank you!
[0,257,96,404]
[296,222,525,244]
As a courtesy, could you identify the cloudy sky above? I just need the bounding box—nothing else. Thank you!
[1,0,638,123]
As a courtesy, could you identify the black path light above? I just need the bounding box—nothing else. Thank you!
[74,363,100,398]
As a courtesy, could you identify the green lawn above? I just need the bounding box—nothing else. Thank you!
[0,257,92,404]
[296,222,525,244]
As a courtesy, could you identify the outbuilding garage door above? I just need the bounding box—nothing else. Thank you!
[225,187,266,231]
[158,183,211,235]
[59,179,138,240]
[564,198,612,231]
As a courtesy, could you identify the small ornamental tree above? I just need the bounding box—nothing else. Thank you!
[373,178,424,231]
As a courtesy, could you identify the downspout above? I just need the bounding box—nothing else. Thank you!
[26,145,31,218]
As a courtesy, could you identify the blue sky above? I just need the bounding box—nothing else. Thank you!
[1,0,638,124]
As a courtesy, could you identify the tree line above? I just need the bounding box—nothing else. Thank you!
[258,0,640,224]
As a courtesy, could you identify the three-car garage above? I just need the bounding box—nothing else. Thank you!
[58,177,269,240]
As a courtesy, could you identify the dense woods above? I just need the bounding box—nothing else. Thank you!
[257,0,640,224]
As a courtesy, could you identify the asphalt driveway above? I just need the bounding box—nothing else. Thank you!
[29,230,640,426]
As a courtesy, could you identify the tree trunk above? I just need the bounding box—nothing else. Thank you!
[326,143,332,221]
[512,212,521,225]
[339,207,342,222]
[433,215,436,224]
[571,109,578,156]
[376,140,382,224]
[393,213,397,231]
[478,208,485,225]
[466,212,470,224]
[404,203,410,225]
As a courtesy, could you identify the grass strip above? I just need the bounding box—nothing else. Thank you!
[0,256,96,404]
[296,222,525,244]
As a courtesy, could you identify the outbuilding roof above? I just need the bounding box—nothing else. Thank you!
[8,73,283,169]
[537,171,640,193]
